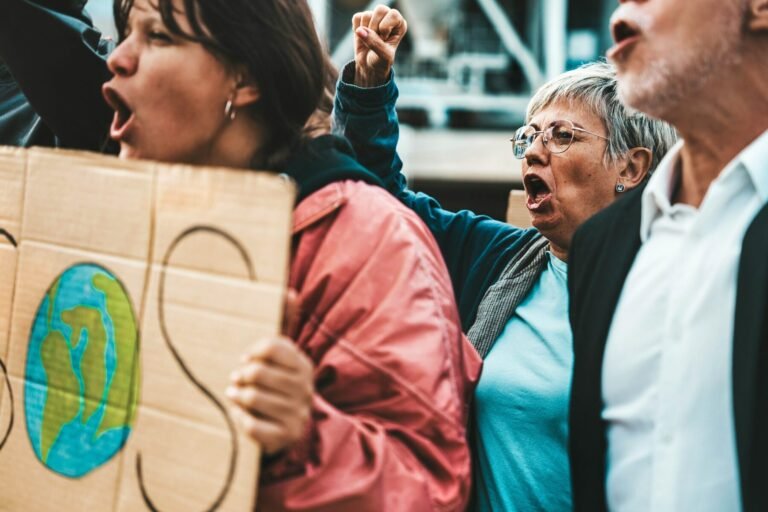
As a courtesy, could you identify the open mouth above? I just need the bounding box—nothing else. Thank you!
[102,85,135,140]
[523,174,552,211]
[607,19,641,61]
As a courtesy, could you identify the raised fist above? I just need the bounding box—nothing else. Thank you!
[353,5,408,88]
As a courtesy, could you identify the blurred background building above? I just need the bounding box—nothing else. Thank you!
[90,0,616,221]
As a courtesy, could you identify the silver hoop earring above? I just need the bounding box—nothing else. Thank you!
[224,98,237,121]
[615,183,626,193]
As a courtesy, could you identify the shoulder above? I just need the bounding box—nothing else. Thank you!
[292,180,461,337]
[339,180,436,239]
[295,180,446,264]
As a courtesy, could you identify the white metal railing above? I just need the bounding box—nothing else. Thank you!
[319,0,568,126]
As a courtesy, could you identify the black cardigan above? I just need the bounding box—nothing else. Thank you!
[567,184,768,512]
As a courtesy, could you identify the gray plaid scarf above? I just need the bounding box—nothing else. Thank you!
[467,234,550,359]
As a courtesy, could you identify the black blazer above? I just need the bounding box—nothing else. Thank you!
[568,184,768,512]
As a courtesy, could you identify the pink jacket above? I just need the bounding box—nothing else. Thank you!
[260,180,482,511]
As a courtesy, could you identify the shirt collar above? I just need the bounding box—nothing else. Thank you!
[739,129,768,202]
[639,130,768,241]
[640,140,684,241]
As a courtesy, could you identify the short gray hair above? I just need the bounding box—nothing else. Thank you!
[526,61,678,174]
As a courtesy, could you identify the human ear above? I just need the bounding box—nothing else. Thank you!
[231,72,261,108]
[617,147,652,192]
[747,0,768,32]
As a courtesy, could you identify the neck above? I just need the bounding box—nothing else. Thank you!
[670,56,768,207]
[549,242,568,263]
[196,114,266,169]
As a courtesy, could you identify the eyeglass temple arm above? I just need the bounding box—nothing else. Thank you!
[573,127,609,141]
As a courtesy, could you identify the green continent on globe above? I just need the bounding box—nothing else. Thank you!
[92,273,140,436]
[40,330,80,463]
[26,263,141,478]
[62,307,106,424]
[46,279,59,325]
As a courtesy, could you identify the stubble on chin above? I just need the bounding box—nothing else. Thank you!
[614,10,745,120]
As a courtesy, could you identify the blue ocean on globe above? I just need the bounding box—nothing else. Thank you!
[24,263,140,478]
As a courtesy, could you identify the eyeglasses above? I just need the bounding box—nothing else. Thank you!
[511,119,609,159]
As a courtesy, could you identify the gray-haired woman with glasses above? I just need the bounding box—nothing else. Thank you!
[335,6,677,511]
[512,120,610,159]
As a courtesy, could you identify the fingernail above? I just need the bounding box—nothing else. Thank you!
[230,371,241,383]
[356,27,368,38]
[225,386,237,399]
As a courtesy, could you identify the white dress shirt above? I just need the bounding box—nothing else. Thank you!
[602,130,768,512]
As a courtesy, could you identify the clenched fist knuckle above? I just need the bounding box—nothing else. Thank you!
[248,342,267,360]
[266,338,282,355]
[243,388,260,407]
[248,362,265,382]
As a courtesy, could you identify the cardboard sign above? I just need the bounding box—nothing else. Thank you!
[0,147,295,511]
[507,189,532,228]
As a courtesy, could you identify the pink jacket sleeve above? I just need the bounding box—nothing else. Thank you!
[259,182,482,511]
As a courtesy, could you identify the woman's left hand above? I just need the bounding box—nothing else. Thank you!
[226,335,314,456]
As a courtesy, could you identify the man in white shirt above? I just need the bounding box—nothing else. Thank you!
[567,1,768,511]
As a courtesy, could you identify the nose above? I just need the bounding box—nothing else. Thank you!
[107,38,139,77]
[524,132,549,166]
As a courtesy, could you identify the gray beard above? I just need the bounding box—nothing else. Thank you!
[617,14,745,120]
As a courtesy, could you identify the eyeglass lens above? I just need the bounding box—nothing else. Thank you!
[512,120,576,159]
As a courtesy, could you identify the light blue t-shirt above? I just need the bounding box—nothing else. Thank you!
[474,252,573,511]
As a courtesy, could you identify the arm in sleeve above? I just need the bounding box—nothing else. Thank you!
[260,198,481,511]
[333,61,532,311]
[0,0,113,150]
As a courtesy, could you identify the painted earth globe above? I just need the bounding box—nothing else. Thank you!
[24,263,140,478]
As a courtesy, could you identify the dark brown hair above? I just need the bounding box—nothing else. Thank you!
[114,0,336,169]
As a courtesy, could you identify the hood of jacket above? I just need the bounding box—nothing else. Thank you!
[281,134,385,203]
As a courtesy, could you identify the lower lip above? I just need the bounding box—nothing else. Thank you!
[607,35,640,61]
[527,192,552,212]
[110,111,136,141]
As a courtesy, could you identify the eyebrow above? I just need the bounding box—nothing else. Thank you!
[529,120,589,130]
